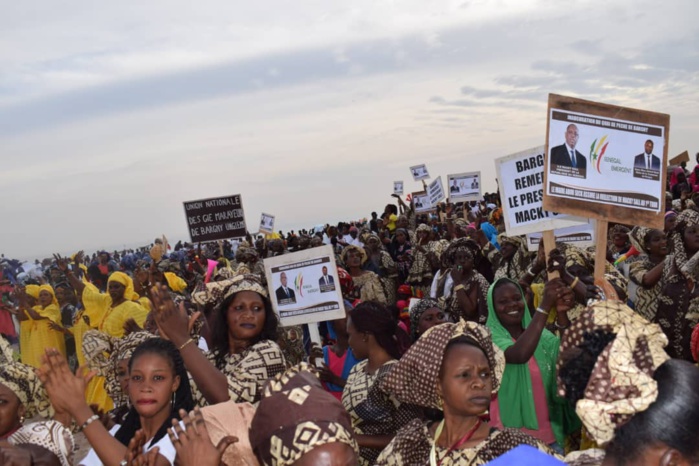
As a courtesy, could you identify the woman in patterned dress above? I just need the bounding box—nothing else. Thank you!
[153,274,286,406]
[375,320,560,465]
[341,302,420,465]
[628,226,668,322]
[341,246,388,305]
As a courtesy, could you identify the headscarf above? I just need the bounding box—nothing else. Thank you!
[38,284,58,306]
[336,267,355,299]
[340,245,367,266]
[163,272,187,293]
[486,278,564,442]
[607,224,630,248]
[82,330,157,407]
[191,274,268,307]
[250,363,358,466]
[557,300,670,446]
[0,337,52,418]
[25,284,40,300]
[408,298,443,341]
[381,320,504,410]
[107,272,139,301]
[628,226,653,255]
[9,421,75,466]
[668,208,699,277]
[442,238,481,267]
[670,166,684,189]
[494,234,530,281]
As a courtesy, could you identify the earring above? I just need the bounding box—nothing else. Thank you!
[172,392,176,407]
[19,415,25,425]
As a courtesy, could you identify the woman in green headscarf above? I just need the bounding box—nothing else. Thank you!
[485,277,580,453]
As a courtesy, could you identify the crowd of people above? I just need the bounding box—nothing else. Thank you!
[0,168,698,466]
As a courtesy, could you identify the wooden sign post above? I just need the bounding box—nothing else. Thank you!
[542,94,670,297]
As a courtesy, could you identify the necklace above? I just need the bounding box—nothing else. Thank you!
[429,417,482,466]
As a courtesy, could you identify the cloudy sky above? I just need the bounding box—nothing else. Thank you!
[2,0,698,259]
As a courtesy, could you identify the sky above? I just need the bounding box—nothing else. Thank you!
[2,0,698,260]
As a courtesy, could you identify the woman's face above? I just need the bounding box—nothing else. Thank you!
[417,230,429,243]
[345,250,362,268]
[294,442,357,466]
[0,383,23,438]
[493,282,525,328]
[226,291,266,343]
[346,318,368,360]
[613,232,629,248]
[128,353,179,419]
[684,224,699,253]
[500,241,516,260]
[397,216,408,229]
[453,250,474,272]
[438,344,492,417]
[117,358,130,394]
[396,231,407,245]
[646,229,668,256]
[418,308,447,336]
[108,281,126,302]
[665,215,677,232]
[38,290,53,308]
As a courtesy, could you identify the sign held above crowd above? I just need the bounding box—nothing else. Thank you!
[183,194,247,243]
[669,150,689,166]
[259,213,275,234]
[412,191,432,213]
[393,181,404,195]
[427,176,445,206]
[410,164,430,181]
[447,171,482,203]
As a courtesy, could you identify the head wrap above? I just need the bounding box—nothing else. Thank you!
[82,330,157,407]
[107,272,139,301]
[668,208,699,279]
[381,320,504,410]
[25,284,40,300]
[628,226,654,255]
[489,207,503,224]
[486,278,565,442]
[443,238,481,267]
[408,298,444,341]
[557,300,670,446]
[250,363,358,466]
[608,224,631,247]
[340,245,367,266]
[163,272,187,293]
[0,337,51,418]
[9,420,75,466]
[497,233,527,251]
[191,274,268,307]
[416,223,431,235]
[38,285,58,306]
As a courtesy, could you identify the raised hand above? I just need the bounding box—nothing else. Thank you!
[151,285,189,346]
[37,350,94,417]
[168,408,237,466]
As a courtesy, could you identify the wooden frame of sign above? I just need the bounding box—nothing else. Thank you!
[668,151,689,166]
[543,94,670,292]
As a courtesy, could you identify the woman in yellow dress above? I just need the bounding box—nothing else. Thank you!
[16,284,66,368]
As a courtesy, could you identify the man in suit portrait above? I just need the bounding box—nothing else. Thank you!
[550,124,587,171]
[634,140,661,171]
[318,266,334,287]
[415,198,423,208]
[450,180,460,193]
[275,272,296,304]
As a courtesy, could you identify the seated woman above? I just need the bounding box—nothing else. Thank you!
[486,278,580,451]
[628,226,668,322]
[342,301,420,465]
[250,363,359,466]
[154,274,286,406]
[376,320,561,464]
[558,300,699,466]
[340,246,388,305]
[38,338,193,466]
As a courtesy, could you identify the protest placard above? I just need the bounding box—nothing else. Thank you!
[525,221,596,252]
[428,176,445,206]
[410,164,430,181]
[183,194,246,242]
[495,147,587,236]
[259,213,275,234]
[543,94,669,229]
[412,191,432,213]
[393,181,404,195]
[447,171,481,202]
[669,150,689,166]
[264,245,345,326]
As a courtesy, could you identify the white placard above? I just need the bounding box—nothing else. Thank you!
[263,246,345,326]
[393,181,404,195]
[496,146,588,236]
[428,176,445,206]
[525,221,596,252]
[259,212,275,234]
[447,171,481,202]
[410,164,430,181]
[412,192,432,213]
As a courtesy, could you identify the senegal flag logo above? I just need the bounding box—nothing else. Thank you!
[294,273,304,297]
[590,136,609,174]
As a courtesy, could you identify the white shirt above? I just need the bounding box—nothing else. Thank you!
[80,424,177,465]
[430,270,453,299]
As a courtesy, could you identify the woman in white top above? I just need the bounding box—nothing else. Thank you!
[39,338,194,466]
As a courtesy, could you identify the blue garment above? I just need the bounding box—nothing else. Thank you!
[322,345,361,393]
[481,222,500,250]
